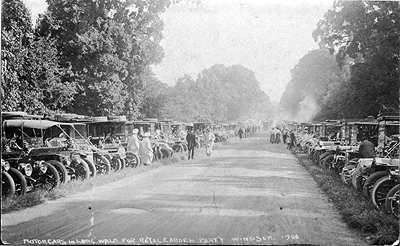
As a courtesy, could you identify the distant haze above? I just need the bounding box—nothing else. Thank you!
[24,0,333,103]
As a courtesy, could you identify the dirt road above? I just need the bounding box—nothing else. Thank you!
[2,135,363,245]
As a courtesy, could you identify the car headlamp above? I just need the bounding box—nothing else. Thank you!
[2,159,10,171]
[20,163,33,176]
[70,153,80,162]
[39,162,48,173]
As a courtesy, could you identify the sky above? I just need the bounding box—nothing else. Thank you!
[24,0,333,104]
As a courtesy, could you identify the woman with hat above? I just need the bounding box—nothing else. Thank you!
[127,129,140,154]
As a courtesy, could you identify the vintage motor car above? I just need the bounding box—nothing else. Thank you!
[3,119,92,185]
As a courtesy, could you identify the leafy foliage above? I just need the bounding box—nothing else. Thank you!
[279,49,343,120]
[312,0,399,119]
[1,0,76,114]
[36,0,170,116]
[162,64,273,122]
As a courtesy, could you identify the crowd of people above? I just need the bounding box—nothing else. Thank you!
[237,126,259,139]
[125,127,219,163]
[269,127,297,150]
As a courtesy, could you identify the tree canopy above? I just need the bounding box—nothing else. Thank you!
[162,64,273,122]
[281,0,399,121]
[279,49,343,120]
[1,0,76,114]
[37,0,170,117]
[312,0,399,119]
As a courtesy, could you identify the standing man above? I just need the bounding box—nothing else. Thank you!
[289,130,297,150]
[186,128,196,160]
[270,128,276,144]
[238,128,243,139]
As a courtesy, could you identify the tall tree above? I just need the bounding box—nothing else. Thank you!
[1,0,76,114]
[279,49,343,120]
[162,64,273,122]
[313,0,399,118]
[37,0,170,116]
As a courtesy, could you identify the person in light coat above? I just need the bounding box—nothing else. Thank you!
[127,129,140,154]
[140,132,153,165]
[205,129,216,157]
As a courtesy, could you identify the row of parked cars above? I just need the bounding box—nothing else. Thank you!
[1,112,238,199]
[291,115,399,219]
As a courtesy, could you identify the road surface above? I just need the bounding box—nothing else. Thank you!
[2,135,363,245]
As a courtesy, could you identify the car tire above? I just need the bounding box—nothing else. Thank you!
[8,167,27,196]
[1,171,16,198]
[47,160,69,184]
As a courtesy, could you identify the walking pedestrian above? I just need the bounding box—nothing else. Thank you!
[186,128,196,160]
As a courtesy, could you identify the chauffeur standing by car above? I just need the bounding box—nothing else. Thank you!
[186,128,196,160]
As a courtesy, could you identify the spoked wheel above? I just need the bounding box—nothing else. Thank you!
[82,158,97,178]
[160,148,171,159]
[125,152,140,168]
[111,158,122,171]
[362,171,387,198]
[8,168,27,196]
[94,155,111,175]
[1,171,16,198]
[47,160,69,184]
[74,160,90,180]
[351,168,365,192]
[385,184,400,218]
[322,155,334,170]
[120,158,126,169]
[371,176,397,209]
[340,165,356,185]
[38,163,60,191]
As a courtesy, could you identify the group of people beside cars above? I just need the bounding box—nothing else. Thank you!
[237,126,258,139]
[186,128,216,160]
[126,129,154,166]
[269,127,297,149]
[125,127,218,163]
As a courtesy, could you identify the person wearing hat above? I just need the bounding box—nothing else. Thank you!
[140,132,153,165]
[127,128,140,155]
[205,128,215,157]
[186,128,196,160]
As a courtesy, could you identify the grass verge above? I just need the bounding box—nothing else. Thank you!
[295,153,399,245]
[1,153,186,214]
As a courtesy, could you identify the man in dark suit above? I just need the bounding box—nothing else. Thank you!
[186,129,196,160]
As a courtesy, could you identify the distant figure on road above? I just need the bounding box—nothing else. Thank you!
[275,128,281,144]
[186,129,196,160]
[205,129,215,157]
[140,132,153,166]
[288,130,297,150]
[238,128,244,139]
[282,129,288,144]
[270,128,275,144]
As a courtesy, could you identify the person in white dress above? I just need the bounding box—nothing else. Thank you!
[205,129,216,157]
[127,129,140,154]
[140,132,153,165]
